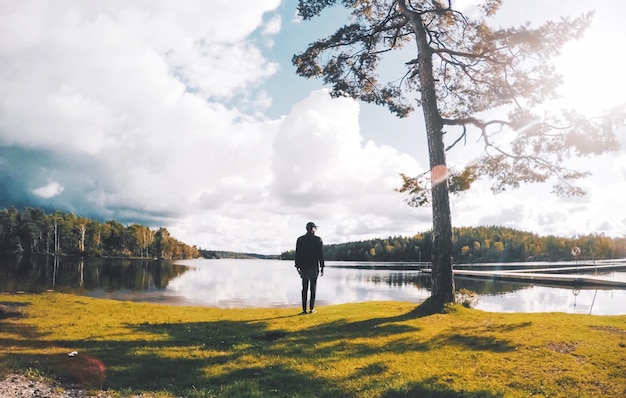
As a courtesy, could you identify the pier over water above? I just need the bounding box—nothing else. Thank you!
[421,260,626,288]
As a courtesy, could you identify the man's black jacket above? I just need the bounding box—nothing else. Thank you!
[295,232,325,270]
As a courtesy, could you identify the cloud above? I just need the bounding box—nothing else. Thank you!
[168,90,429,253]
[0,0,285,241]
[0,0,431,254]
[1,0,625,256]
[32,180,64,199]
[0,0,281,154]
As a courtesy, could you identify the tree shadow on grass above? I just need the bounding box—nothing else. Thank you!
[0,301,48,347]
[440,333,516,352]
[80,309,426,395]
[0,301,29,319]
[429,319,533,353]
[283,297,446,341]
[78,319,354,396]
[199,365,349,397]
[48,319,355,395]
[1,298,522,397]
[0,319,269,392]
[381,376,505,398]
[264,302,519,364]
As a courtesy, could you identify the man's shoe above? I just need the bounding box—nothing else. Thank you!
[309,309,316,314]
[300,311,307,315]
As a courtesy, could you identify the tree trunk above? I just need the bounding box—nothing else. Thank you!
[411,11,455,303]
[79,224,86,253]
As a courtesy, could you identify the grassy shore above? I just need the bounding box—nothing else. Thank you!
[1,293,625,397]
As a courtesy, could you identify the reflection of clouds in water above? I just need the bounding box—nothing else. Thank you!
[168,259,431,308]
[168,260,294,307]
[165,260,626,314]
[475,286,626,315]
[318,269,430,306]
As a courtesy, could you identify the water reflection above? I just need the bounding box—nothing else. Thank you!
[475,286,626,315]
[0,253,187,294]
[1,256,625,315]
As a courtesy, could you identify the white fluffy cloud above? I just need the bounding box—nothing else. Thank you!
[0,0,279,154]
[0,0,430,254]
[1,0,625,255]
[32,181,64,199]
[167,90,429,253]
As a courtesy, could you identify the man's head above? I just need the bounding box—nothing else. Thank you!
[306,221,318,233]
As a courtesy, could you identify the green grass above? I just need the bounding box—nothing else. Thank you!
[1,293,625,397]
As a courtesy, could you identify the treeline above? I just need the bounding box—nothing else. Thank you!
[0,207,199,260]
[199,250,279,260]
[281,226,626,263]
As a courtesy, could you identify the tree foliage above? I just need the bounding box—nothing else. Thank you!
[0,207,199,260]
[294,1,621,195]
[294,0,624,302]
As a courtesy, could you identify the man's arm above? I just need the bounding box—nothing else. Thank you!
[319,237,325,276]
[295,237,301,274]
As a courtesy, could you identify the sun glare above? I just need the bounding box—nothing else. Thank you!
[553,11,626,114]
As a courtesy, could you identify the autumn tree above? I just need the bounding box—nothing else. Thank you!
[294,0,622,303]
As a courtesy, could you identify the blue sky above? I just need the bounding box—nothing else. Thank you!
[1,0,625,254]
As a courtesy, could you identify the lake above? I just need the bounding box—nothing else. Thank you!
[2,255,626,315]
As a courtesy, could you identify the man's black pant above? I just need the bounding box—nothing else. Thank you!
[301,277,318,312]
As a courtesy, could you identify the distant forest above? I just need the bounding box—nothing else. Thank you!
[281,226,626,263]
[5,207,624,263]
[0,207,199,259]
[198,250,279,260]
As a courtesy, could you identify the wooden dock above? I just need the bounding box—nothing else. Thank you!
[422,264,626,288]
[497,264,626,274]
[450,270,626,288]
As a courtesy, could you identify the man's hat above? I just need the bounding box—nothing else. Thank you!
[306,221,318,230]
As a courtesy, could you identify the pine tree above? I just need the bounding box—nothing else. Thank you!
[294,0,623,302]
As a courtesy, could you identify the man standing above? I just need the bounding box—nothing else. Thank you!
[295,221,325,314]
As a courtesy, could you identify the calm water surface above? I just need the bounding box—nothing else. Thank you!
[2,256,625,315]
